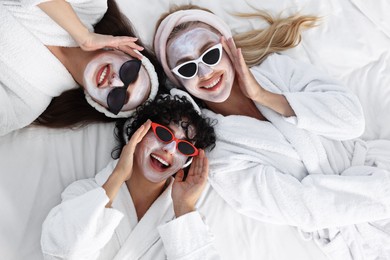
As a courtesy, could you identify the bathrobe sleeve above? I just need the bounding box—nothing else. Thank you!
[252,53,365,140]
[209,158,390,232]
[41,178,124,260]
[158,211,220,260]
[0,77,51,136]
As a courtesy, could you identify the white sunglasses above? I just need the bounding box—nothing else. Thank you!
[171,43,223,79]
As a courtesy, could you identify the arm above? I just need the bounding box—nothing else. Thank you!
[160,150,220,259]
[37,0,144,58]
[37,0,89,47]
[103,120,151,207]
[41,177,124,259]
[208,151,390,232]
[270,53,365,140]
[222,37,295,117]
[222,37,365,140]
[41,121,152,258]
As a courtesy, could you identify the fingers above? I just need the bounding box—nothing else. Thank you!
[112,36,144,50]
[221,36,234,62]
[202,156,209,180]
[226,38,247,79]
[187,152,198,177]
[221,37,246,76]
[221,37,237,59]
[197,150,208,180]
[188,150,208,183]
[108,36,144,60]
[237,48,246,69]
[118,45,143,60]
[134,119,151,141]
[195,150,205,177]
[127,120,151,149]
[175,169,185,183]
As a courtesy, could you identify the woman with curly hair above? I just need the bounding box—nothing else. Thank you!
[40,91,219,259]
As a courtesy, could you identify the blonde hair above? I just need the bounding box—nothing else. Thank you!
[233,11,318,66]
[156,5,319,67]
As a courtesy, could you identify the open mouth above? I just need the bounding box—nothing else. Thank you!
[96,64,110,87]
[200,73,223,91]
[150,154,171,172]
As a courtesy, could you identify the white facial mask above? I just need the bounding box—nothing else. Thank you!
[167,26,235,103]
[83,50,151,111]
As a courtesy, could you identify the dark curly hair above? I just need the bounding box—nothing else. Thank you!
[112,94,216,159]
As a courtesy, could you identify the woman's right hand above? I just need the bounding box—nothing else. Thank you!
[114,120,151,181]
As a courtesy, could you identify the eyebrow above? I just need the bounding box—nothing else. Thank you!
[166,124,192,142]
[174,41,217,67]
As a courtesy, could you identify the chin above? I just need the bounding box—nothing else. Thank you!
[144,171,171,184]
[207,89,230,103]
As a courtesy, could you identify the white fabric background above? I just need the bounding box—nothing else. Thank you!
[1,0,389,259]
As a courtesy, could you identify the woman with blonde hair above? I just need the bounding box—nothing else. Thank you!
[154,5,390,259]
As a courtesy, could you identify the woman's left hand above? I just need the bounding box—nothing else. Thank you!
[221,37,265,103]
[78,32,144,59]
[171,150,209,217]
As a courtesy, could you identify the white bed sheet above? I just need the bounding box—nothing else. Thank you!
[1,0,390,259]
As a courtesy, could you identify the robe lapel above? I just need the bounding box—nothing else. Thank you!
[111,184,138,246]
[113,178,175,260]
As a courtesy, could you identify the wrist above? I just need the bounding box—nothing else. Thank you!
[252,85,267,104]
[72,27,90,46]
[112,166,131,182]
[174,203,195,218]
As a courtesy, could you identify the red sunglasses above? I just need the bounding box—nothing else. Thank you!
[151,122,199,157]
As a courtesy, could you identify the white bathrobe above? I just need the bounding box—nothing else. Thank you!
[0,0,106,136]
[41,160,219,260]
[205,53,390,260]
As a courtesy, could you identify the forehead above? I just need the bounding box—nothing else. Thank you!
[91,50,133,68]
[167,25,221,60]
[167,121,196,140]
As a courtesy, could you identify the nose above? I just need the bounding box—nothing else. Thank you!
[197,63,213,78]
[162,141,177,154]
[109,73,124,87]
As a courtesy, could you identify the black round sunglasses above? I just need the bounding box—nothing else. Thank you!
[107,59,142,115]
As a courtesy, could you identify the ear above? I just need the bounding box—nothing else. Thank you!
[182,157,193,168]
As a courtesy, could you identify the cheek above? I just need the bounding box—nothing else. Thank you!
[172,154,188,169]
[138,135,157,152]
[84,85,111,107]
[220,54,234,74]
[178,78,198,93]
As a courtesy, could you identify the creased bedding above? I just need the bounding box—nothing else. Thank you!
[1,0,389,259]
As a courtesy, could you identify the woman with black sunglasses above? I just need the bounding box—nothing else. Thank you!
[153,5,390,259]
[41,91,219,259]
[0,0,165,136]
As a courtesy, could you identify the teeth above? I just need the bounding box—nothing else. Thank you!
[151,154,170,166]
[202,77,220,89]
[98,66,108,85]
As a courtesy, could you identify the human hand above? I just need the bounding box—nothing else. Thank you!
[221,37,265,103]
[171,150,209,217]
[78,32,144,59]
[114,120,151,181]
